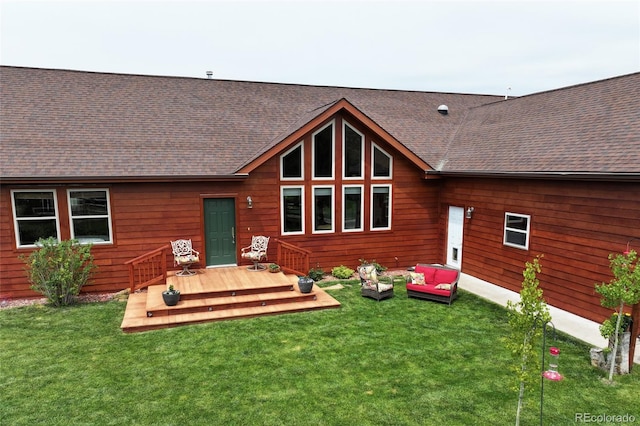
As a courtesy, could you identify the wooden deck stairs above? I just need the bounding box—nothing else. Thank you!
[121,267,341,333]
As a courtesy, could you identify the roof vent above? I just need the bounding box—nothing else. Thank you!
[206,71,213,79]
[437,105,449,115]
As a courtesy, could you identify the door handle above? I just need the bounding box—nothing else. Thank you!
[231,227,235,244]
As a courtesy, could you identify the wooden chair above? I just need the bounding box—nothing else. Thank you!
[171,239,200,276]
[241,236,270,271]
[358,264,394,301]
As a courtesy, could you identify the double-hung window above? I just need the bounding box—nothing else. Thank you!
[11,189,60,248]
[68,189,113,244]
[504,213,530,250]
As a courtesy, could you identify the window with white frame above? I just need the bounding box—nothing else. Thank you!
[280,142,303,180]
[313,122,334,179]
[11,189,60,248]
[372,143,392,179]
[504,213,530,250]
[68,189,113,244]
[371,185,391,230]
[281,186,305,235]
[312,186,334,233]
[343,122,363,179]
[342,185,363,232]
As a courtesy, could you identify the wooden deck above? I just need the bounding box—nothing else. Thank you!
[120,267,341,333]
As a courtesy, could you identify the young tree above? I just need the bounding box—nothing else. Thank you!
[505,255,551,426]
[595,249,640,381]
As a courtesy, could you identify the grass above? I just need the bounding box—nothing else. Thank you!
[1,281,638,425]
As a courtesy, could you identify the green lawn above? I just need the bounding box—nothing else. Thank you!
[1,282,638,425]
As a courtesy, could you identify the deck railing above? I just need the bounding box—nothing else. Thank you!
[125,245,169,292]
[275,239,310,277]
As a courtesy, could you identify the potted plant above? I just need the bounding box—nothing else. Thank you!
[162,285,180,306]
[268,263,281,273]
[298,276,314,293]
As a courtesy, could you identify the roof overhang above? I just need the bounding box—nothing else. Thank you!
[236,98,430,175]
[427,170,640,182]
[0,174,249,185]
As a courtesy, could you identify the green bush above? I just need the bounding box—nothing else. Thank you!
[331,265,355,279]
[21,237,96,307]
[358,258,387,273]
[307,268,325,282]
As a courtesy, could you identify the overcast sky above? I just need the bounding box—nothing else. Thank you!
[1,0,639,96]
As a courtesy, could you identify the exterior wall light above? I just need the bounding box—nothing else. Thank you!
[465,207,474,219]
[246,196,253,209]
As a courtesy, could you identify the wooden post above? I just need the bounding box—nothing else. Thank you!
[629,302,639,372]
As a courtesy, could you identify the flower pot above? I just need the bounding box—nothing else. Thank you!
[162,292,180,306]
[269,266,281,273]
[298,277,314,293]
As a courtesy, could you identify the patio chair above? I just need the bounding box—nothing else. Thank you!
[241,235,270,271]
[358,264,394,301]
[171,239,200,276]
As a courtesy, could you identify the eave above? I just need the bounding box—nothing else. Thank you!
[0,174,248,185]
[427,170,640,182]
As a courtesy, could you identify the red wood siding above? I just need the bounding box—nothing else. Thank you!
[440,178,640,323]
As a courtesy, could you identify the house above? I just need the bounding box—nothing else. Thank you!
[1,66,638,324]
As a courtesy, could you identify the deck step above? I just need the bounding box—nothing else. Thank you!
[120,267,341,333]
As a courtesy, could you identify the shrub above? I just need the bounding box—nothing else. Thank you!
[307,267,325,282]
[331,265,355,280]
[21,237,96,307]
[358,258,387,273]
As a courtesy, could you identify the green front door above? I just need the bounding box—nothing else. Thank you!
[203,198,236,266]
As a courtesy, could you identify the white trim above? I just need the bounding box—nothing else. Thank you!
[312,185,335,234]
[280,141,304,181]
[370,184,392,231]
[312,120,335,180]
[11,189,61,248]
[342,185,364,232]
[342,121,364,180]
[280,185,305,235]
[67,188,113,244]
[503,212,531,250]
[371,142,393,180]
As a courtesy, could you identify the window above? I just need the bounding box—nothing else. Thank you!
[343,122,363,179]
[372,143,392,179]
[342,185,363,232]
[281,186,304,235]
[11,189,60,248]
[313,122,334,179]
[312,186,334,233]
[504,213,530,250]
[371,185,391,230]
[281,142,303,180]
[68,189,113,244]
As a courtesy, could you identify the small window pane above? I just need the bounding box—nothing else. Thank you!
[70,191,108,216]
[373,146,391,178]
[14,192,56,217]
[504,213,530,249]
[314,125,333,178]
[506,215,528,231]
[344,125,362,178]
[72,218,110,242]
[505,230,527,246]
[282,145,302,179]
[17,220,58,246]
[283,188,303,233]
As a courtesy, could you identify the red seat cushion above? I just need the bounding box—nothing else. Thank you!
[414,265,437,285]
[435,268,458,285]
[406,283,451,297]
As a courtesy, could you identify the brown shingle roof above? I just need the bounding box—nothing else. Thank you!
[438,72,640,174]
[1,66,638,181]
[0,67,497,180]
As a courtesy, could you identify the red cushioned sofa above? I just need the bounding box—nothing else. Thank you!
[406,263,460,305]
